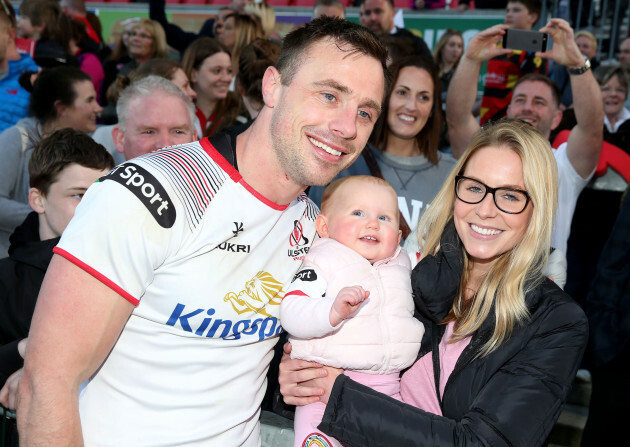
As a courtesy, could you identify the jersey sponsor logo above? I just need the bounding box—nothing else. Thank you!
[292,269,317,283]
[165,271,286,340]
[218,242,250,253]
[223,271,283,318]
[221,222,249,251]
[288,220,310,259]
[166,303,282,341]
[302,433,333,447]
[101,163,176,228]
[232,222,244,237]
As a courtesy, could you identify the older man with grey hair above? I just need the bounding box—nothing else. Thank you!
[112,75,197,161]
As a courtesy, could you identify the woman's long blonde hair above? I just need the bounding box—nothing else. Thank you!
[417,119,558,356]
[132,19,168,60]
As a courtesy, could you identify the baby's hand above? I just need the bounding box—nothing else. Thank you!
[329,286,369,326]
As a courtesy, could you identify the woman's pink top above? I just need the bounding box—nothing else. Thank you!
[400,321,471,415]
[78,52,104,101]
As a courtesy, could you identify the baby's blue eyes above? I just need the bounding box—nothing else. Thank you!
[351,211,390,221]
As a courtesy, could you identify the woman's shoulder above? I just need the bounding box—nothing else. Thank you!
[0,117,39,141]
[527,277,588,330]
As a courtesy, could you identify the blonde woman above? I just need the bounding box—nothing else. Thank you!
[101,18,167,118]
[244,1,279,41]
[218,13,264,75]
[126,18,168,67]
[281,119,588,447]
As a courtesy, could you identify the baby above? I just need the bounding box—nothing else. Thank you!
[281,175,424,447]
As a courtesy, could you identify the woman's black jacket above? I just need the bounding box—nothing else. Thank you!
[319,230,588,447]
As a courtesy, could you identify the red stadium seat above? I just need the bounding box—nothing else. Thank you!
[266,0,292,5]
[107,0,133,3]
[293,0,316,6]
[182,0,207,4]
[210,0,231,5]
[165,0,181,4]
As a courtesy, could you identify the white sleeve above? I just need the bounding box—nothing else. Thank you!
[552,143,591,254]
[280,264,338,338]
[55,163,184,305]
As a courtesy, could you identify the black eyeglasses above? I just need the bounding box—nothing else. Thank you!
[455,175,530,214]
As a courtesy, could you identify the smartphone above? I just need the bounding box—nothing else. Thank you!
[502,29,548,52]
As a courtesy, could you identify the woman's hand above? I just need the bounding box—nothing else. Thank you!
[279,343,342,405]
[0,368,23,410]
[307,365,343,404]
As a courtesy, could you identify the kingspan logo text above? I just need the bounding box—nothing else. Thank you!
[165,303,283,341]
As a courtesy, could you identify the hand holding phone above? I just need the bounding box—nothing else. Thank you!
[502,29,549,53]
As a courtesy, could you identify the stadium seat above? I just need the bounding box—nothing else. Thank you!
[182,0,207,4]
[293,0,316,6]
[107,0,133,3]
[393,0,411,8]
[266,0,292,5]
[165,0,181,4]
[210,0,231,5]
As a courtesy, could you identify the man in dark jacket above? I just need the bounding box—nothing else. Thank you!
[0,129,113,389]
[359,0,433,63]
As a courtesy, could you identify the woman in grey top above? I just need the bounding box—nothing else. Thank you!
[309,56,457,241]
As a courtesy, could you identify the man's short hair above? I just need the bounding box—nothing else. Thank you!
[575,30,597,49]
[512,0,542,17]
[116,75,195,132]
[29,128,114,196]
[514,73,561,109]
[276,16,389,90]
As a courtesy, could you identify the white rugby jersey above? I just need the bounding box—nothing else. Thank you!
[55,138,318,446]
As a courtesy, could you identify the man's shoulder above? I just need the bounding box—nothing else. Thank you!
[7,54,38,73]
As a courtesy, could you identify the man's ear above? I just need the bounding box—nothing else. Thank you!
[112,126,125,154]
[28,188,46,214]
[315,214,330,238]
[550,108,563,131]
[529,12,539,27]
[261,66,281,108]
